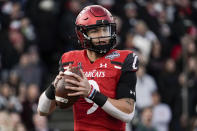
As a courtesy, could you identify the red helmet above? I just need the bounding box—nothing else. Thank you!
[75,5,116,54]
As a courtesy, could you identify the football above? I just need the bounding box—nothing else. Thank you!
[55,67,82,109]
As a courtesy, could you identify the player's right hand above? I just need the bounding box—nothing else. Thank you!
[65,69,92,97]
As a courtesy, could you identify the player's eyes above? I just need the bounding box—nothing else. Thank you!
[88,29,98,33]
[91,30,98,33]
[88,27,109,34]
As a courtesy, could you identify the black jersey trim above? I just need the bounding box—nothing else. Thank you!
[59,60,74,72]
[62,61,74,66]
[110,61,123,66]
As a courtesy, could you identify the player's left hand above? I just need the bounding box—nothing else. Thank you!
[65,69,91,97]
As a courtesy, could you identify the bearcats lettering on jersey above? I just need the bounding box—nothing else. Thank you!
[84,70,105,78]
[59,49,138,131]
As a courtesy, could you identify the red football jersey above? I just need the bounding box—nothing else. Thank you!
[60,49,136,131]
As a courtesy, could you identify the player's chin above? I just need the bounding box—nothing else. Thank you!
[93,39,109,45]
[97,42,107,45]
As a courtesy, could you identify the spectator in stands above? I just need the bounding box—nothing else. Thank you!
[8,69,20,94]
[0,28,26,70]
[10,112,22,129]
[15,123,27,131]
[121,2,139,40]
[136,63,157,110]
[178,56,197,118]
[13,48,43,87]
[147,42,164,84]
[164,0,176,23]
[132,20,159,63]
[124,31,135,50]
[187,26,197,42]
[0,82,22,112]
[20,17,36,42]
[138,0,160,35]
[136,106,157,131]
[114,15,124,49]
[21,83,39,130]
[0,111,13,131]
[59,0,82,51]
[190,117,197,131]
[158,58,182,131]
[33,113,58,131]
[180,35,196,58]
[151,91,172,131]
[17,82,27,103]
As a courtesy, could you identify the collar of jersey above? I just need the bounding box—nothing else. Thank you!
[83,49,116,65]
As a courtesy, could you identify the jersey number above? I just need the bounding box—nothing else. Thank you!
[85,80,100,114]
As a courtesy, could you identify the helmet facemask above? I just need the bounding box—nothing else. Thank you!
[76,23,117,54]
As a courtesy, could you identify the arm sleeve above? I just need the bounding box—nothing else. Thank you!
[116,53,139,100]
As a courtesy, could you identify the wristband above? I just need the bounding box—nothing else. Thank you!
[45,84,55,100]
[88,88,107,107]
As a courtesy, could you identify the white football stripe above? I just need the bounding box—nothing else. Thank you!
[64,70,74,75]
[55,96,68,104]
[63,66,69,70]
[114,65,122,69]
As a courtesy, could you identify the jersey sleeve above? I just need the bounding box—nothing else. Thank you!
[121,52,139,72]
[116,53,139,100]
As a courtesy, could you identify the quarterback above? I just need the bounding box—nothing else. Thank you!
[37,5,139,131]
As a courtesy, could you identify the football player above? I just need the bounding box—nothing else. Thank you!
[37,5,139,131]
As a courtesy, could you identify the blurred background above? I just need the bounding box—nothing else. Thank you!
[0,0,197,131]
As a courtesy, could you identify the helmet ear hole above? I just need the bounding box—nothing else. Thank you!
[76,27,84,45]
